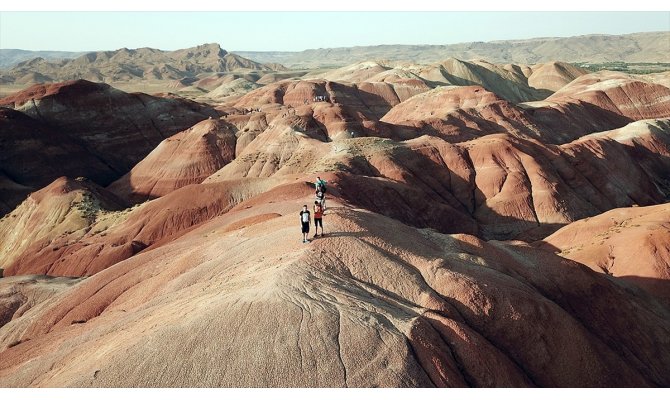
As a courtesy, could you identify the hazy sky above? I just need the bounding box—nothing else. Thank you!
[1,11,668,52]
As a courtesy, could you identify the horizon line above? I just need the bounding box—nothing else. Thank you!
[1,30,667,54]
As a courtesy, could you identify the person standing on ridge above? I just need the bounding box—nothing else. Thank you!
[300,205,311,243]
[315,177,327,210]
[315,189,325,210]
[313,201,324,238]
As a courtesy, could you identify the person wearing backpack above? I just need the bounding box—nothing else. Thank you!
[315,177,327,192]
[300,205,311,243]
[313,201,324,238]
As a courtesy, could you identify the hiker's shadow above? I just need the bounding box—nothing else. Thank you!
[321,231,367,239]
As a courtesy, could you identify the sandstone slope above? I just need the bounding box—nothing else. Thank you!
[522,71,670,142]
[0,80,219,213]
[538,203,670,307]
[316,59,587,104]
[0,66,669,388]
[380,85,546,142]
[205,122,668,241]
[0,201,668,387]
[0,176,288,277]
[107,118,238,202]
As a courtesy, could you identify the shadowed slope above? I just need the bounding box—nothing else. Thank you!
[522,72,670,142]
[0,80,219,214]
[0,80,219,175]
[206,119,669,240]
[380,85,546,142]
[538,203,670,307]
[107,118,237,203]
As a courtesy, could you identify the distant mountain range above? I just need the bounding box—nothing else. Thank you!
[235,31,670,68]
[0,31,667,87]
[0,44,286,85]
[0,49,87,68]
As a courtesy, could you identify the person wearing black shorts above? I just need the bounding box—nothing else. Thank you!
[313,200,324,237]
[299,205,311,243]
